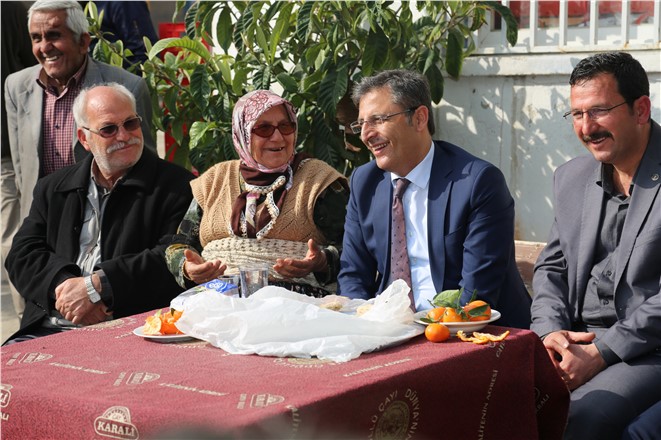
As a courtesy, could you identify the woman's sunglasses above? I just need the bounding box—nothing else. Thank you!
[251,121,297,138]
[83,116,142,138]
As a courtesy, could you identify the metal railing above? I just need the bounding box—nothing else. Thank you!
[476,0,661,54]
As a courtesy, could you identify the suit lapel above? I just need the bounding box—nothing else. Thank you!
[374,172,393,279]
[613,122,661,290]
[24,76,44,163]
[576,164,602,296]
[428,142,453,292]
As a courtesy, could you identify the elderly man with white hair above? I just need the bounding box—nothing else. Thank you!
[4,83,192,344]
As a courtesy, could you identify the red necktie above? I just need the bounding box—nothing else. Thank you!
[390,178,415,311]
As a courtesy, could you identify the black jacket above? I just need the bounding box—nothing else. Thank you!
[6,150,194,337]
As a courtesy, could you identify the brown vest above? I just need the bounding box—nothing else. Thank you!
[191,159,346,247]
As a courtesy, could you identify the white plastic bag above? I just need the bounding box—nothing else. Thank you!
[174,279,424,362]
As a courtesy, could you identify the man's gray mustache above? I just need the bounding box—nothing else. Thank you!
[106,137,141,154]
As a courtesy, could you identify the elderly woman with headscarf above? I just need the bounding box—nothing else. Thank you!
[165,90,349,296]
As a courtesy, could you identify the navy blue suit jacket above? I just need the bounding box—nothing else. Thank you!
[338,140,531,328]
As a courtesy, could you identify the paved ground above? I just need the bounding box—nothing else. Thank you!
[1,275,20,343]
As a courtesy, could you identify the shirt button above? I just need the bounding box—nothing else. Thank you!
[602,299,609,305]
[55,124,60,129]
[605,270,612,277]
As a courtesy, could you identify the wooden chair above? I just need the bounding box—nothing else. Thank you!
[514,240,546,295]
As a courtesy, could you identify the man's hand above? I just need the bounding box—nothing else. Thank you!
[183,249,226,284]
[543,330,607,390]
[274,239,327,278]
[54,277,110,325]
[77,303,111,326]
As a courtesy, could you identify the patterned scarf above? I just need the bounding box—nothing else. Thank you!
[229,90,300,239]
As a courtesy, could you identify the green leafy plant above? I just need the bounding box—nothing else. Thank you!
[87,1,518,173]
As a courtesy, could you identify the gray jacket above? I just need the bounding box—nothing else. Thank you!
[531,120,661,362]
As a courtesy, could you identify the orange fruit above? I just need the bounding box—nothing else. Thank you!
[426,307,446,322]
[143,314,162,335]
[442,308,466,322]
[160,309,184,335]
[425,323,451,343]
[463,300,491,321]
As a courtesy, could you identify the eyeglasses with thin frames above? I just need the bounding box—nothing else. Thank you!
[349,108,417,134]
[251,122,297,138]
[563,101,628,123]
[83,116,142,138]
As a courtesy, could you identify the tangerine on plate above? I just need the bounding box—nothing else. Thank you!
[425,323,451,343]
[463,300,492,321]
[160,309,184,335]
[426,307,446,322]
[142,314,162,335]
[442,308,466,323]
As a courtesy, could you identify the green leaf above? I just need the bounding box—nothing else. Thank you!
[270,2,293,62]
[216,6,233,53]
[233,6,253,51]
[482,1,519,46]
[445,27,464,79]
[254,23,269,61]
[232,67,249,96]
[362,27,389,76]
[296,1,314,41]
[466,304,490,318]
[317,64,348,118]
[431,288,463,308]
[190,64,211,112]
[276,72,299,93]
[184,1,199,38]
[189,121,216,150]
[163,86,179,117]
[253,64,272,90]
[148,37,211,62]
[426,65,444,104]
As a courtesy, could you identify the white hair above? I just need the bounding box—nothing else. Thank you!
[73,83,138,128]
[28,0,89,41]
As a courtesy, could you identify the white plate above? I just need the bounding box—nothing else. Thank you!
[133,326,194,343]
[413,309,501,335]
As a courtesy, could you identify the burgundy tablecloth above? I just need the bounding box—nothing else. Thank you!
[1,312,568,439]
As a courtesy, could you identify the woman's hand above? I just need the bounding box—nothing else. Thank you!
[183,249,226,284]
[274,239,327,278]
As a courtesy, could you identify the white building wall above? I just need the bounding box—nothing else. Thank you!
[434,51,661,241]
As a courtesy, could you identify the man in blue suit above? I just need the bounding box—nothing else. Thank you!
[338,69,531,328]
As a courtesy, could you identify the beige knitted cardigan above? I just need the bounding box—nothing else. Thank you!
[190,159,346,279]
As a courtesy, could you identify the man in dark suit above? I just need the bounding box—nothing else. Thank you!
[531,52,661,439]
[4,83,193,344]
[337,69,531,328]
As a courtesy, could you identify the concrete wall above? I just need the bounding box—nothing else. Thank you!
[435,50,661,241]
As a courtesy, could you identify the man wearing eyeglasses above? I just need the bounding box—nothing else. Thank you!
[531,52,661,439]
[3,0,156,322]
[3,83,193,344]
[337,69,531,328]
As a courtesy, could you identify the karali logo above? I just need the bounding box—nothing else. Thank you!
[237,393,285,409]
[368,389,420,440]
[0,384,12,408]
[94,406,139,439]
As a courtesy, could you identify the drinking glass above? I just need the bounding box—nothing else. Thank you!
[239,265,269,298]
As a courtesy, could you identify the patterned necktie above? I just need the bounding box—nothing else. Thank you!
[390,178,415,311]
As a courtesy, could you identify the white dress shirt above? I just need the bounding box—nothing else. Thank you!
[389,142,435,310]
